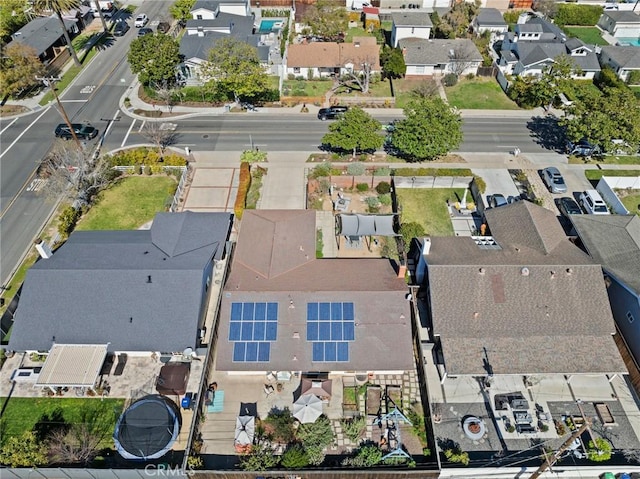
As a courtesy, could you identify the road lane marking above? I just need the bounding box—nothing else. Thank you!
[0,107,50,160]
[27,178,47,192]
[1,118,18,134]
[122,119,136,147]
[138,120,146,132]
[60,100,88,103]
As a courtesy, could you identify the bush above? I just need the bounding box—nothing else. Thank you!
[341,416,366,442]
[378,194,391,206]
[473,175,486,194]
[555,4,603,26]
[595,65,627,91]
[240,443,279,471]
[280,444,309,469]
[342,442,382,467]
[400,221,425,244]
[144,165,152,175]
[305,445,326,466]
[264,408,295,443]
[627,70,640,86]
[297,415,334,449]
[586,438,612,462]
[365,196,380,212]
[375,181,391,194]
[373,166,391,176]
[58,206,80,237]
[310,162,332,178]
[108,148,187,167]
[443,73,458,87]
[347,162,366,176]
[240,149,267,163]
[234,162,251,220]
[356,183,369,192]
[444,448,470,466]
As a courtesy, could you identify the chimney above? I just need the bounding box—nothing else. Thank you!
[402,47,407,57]
[197,26,204,37]
[397,264,407,278]
[35,239,53,259]
[422,237,431,255]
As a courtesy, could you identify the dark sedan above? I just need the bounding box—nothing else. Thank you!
[556,197,582,217]
[113,21,130,36]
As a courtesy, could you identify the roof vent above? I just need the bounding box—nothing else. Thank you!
[422,237,431,255]
[566,268,573,275]
[292,332,300,339]
[521,267,530,276]
[550,270,556,279]
[479,267,486,275]
[147,275,152,283]
[473,311,480,319]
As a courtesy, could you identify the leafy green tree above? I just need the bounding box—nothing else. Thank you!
[297,415,334,450]
[280,444,309,469]
[586,438,613,462]
[0,43,46,98]
[508,55,579,108]
[554,4,603,27]
[380,46,406,80]
[301,0,348,41]
[534,0,558,19]
[560,86,640,154]
[240,443,280,471]
[389,98,462,161]
[400,221,425,244]
[201,37,270,101]
[170,0,196,23]
[33,0,82,67]
[342,441,383,467]
[322,107,383,157]
[128,33,180,85]
[0,0,30,42]
[0,431,48,467]
[434,0,480,38]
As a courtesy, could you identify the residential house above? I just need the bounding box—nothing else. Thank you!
[597,10,640,40]
[399,38,482,77]
[178,0,270,84]
[7,15,78,66]
[411,201,640,463]
[499,15,600,79]
[214,209,414,374]
[8,211,232,356]
[391,12,432,48]
[569,214,640,391]
[599,45,640,83]
[286,37,380,79]
[473,8,508,36]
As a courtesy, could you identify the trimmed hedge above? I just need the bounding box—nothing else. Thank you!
[555,4,603,27]
[234,162,252,220]
[108,148,187,166]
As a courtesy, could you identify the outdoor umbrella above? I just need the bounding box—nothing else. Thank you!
[234,416,255,446]
[293,394,323,424]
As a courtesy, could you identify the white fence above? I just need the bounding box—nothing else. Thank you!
[596,175,640,215]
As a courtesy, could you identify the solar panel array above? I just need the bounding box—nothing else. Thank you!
[307,302,355,362]
[230,302,278,362]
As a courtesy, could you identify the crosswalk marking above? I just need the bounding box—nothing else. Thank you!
[27,178,47,192]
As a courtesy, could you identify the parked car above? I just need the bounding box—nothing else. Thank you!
[579,190,610,215]
[318,106,348,121]
[556,197,582,217]
[54,123,98,140]
[567,138,600,157]
[134,14,148,27]
[541,166,567,194]
[157,21,171,33]
[101,7,116,19]
[137,27,153,36]
[113,21,130,36]
[488,194,508,208]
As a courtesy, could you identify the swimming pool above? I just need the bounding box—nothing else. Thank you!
[617,37,640,47]
[258,18,284,34]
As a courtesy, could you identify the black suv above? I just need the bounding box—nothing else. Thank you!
[54,123,98,140]
[318,106,348,121]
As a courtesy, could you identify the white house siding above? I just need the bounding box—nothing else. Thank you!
[392,25,431,47]
[405,64,436,76]
[191,7,216,19]
[220,4,249,16]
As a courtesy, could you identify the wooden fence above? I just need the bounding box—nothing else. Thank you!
[46,49,71,76]
[331,96,395,107]
[280,95,325,106]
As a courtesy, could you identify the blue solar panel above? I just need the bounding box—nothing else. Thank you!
[331,302,342,320]
[337,342,349,362]
[245,341,258,361]
[343,321,355,341]
[318,321,330,341]
[312,342,324,361]
[319,302,331,320]
[343,302,354,320]
[325,341,337,361]
[253,321,265,341]
[243,302,254,320]
[231,303,242,321]
[258,342,270,361]
[241,322,252,341]
[307,322,318,341]
[331,321,342,340]
[229,322,241,341]
[267,303,278,321]
[254,302,266,320]
[233,342,245,361]
[307,302,318,321]
[265,322,278,341]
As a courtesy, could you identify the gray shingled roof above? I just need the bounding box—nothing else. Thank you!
[180,14,260,61]
[425,201,626,375]
[392,12,433,27]
[569,214,640,295]
[8,212,232,353]
[475,8,506,27]
[514,41,600,71]
[8,16,76,56]
[602,11,640,24]
[217,210,414,372]
[601,45,640,69]
[398,38,482,66]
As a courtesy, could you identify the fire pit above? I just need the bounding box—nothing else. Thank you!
[463,416,486,440]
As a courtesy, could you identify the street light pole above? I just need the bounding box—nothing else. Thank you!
[37,75,82,150]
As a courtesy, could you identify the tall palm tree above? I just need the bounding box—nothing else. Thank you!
[93,0,108,33]
[33,0,82,67]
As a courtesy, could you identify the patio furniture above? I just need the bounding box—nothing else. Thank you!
[113,353,127,376]
[206,390,224,413]
[266,372,277,383]
[264,384,274,397]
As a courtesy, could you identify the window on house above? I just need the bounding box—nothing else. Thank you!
[293,67,300,73]
[196,14,203,19]
[411,27,415,34]
[628,311,635,324]
[416,66,425,74]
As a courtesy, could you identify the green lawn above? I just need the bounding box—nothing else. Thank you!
[562,26,607,46]
[344,27,374,42]
[570,155,640,165]
[446,77,520,110]
[76,176,177,231]
[396,188,465,236]
[585,169,640,181]
[282,79,333,98]
[0,397,124,447]
[617,190,640,216]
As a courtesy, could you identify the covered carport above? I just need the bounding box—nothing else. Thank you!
[34,344,109,394]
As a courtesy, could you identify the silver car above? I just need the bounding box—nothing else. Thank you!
[542,167,567,194]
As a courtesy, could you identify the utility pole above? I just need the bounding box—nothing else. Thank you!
[529,421,590,479]
[37,75,82,150]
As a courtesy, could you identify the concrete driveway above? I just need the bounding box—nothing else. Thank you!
[472,168,520,204]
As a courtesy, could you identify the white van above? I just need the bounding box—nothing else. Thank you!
[579,190,610,215]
